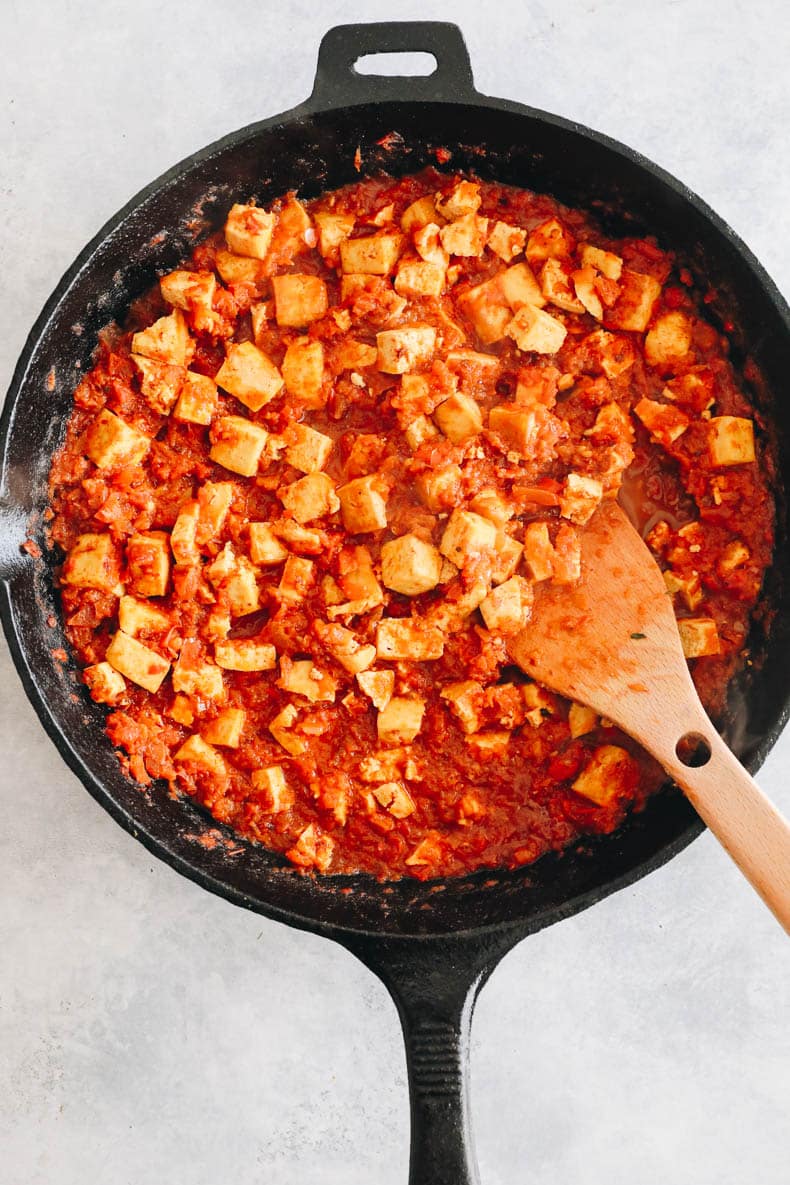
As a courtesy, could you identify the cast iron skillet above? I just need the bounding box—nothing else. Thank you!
[2,22,790,1184]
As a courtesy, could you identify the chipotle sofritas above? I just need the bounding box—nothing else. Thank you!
[48,170,774,879]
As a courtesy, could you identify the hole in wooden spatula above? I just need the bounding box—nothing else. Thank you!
[354,52,438,76]
[676,733,713,767]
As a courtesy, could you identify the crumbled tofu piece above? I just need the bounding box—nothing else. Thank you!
[441,681,483,734]
[172,650,225,702]
[251,765,294,812]
[278,657,337,703]
[551,523,581,584]
[718,540,750,575]
[415,464,462,512]
[272,520,324,555]
[274,197,313,254]
[215,341,283,412]
[314,211,355,261]
[433,390,483,443]
[61,532,122,594]
[83,661,127,707]
[401,195,443,232]
[522,522,554,582]
[435,181,481,219]
[440,213,489,257]
[571,266,604,319]
[466,731,510,759]
[280,472,339,523]
[487,221,527,262]
[126,531,170,597]
[272,274,328,328]
[663,369,715,413]
[210,416,269,477]
[175,734,227,779]
[439,509,497,567]
[340,233,403,275]
[381,533,443,595]
[106,631,170,693]
[479,575,534,633]
[608,269,662,332]
[559,473,603,525]
[568,702,599,738]
[225,203,276,259]
[333,339,379,371]
[174,371,218,425]
[678,617,721,658]
[206,547,260,616]
[572,744,636,806]
[376,326,437,374]
[284,423,333,473]
[372,781,416,819]
[645,311,693,369]
[215,249,266,286]
[202,706,246,748]
[376,619,444,661]
[446,349,500,377]
[488,403,561,458]
[539,259,585,313]
[269,704,307,756]
[526,218,573,264]
[214,638,277,671]
[131,309,192,366]
[394,260,446,298]
[707,416,756,466]
[413,223,450,268]
[458,279,512,345]
[118,594,169,637]
[85,409,150,470]
[664,569,703,611]
[356,668,395,710]
[425,582,489,632]
[286,823,333,871]
[470,489,514,525]
[633,398,690,448]
[490,531,524,585]
[314,621,377,674]
[281,339,325,407]
[278,555,316,602]
[579,243,623,280]
[506,304,567,354]
[132,355,184,414]
[377,696,425,745]
[404,832,443,867]
[337,475,388,532]
[405,414,439,450]
[499,262,546,311]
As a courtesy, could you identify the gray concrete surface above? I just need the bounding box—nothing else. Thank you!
[2,2,789,1182]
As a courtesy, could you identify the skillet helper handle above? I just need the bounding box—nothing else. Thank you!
[663,721,790,934]
[310,22,477,107]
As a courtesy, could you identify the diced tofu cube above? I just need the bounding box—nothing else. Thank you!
[132,355,184,414]
[469,489,514,526]
[196,482,233,544]
[572,744,637,806]
[645,311,693,368]
[126,531,170,597]
[415,464,462,511]
[634,398,690,448]
[583,328,636,379]
[401,195,443,232]
[280,472,339,523]
[413,223,450,268]
[215,249,266,286]
[209,551,260,617]
[394,260,446,298]
[381,533,443,595]
[718,540,750,576]
[340,233,404,275]
[85,409,150,470]
[202,706,246,748]
[435,180,481,219]
[333,339,379,371]
[372,781,416,819]
[440,213,489,257]
[272,520,324,555]
[376,619,444,661]
[505,304,567,354]
[172,650,225,702]
[337,475,388,533]
[269,704,307,756]
[526,218,573,264]
[571,266,604,319]
[83,661,127,706]
[175,734,227,779]
[376,326,436,374]
[274,197,313,254]
[215,341,283,412]
[433,390,483,444]
[678,617,721,658]
[214,638,277,671]
[664,569,703,611]
[314,211,355,261]
[479,575,534,633]
[465,731,510,759]
[277,555,316,603]
[404,832,444,867]
[499,262,546,311]
[663,369,715,413]
[607,269,662,332]
[224,203,276,259]
[490,532,524,585]
[559,473,603,525]
[170,500,200,566]
[62,532,122,593]
[540,259,585,313]
[487,221,527,262]
[439,509,497,567]
[579,244,623,280]
[522,522,554,582]
[356,668,395,710]
[106,630,170,693]
[489,403,561,459]
[285,423,333,473]
[118,594,169,637]
[314,620,376,674]
[251,765,294,813]
[568,702,599,738]
[131,309,193,367]
[281,339,325,407]
[277,657,336,703]
[457,277,512,345]
[551,522,581,585]
[377,697,425,745]
[210,416,269,477]
[707,416,756,466]
[169,694,195,726]
[271,274,328,328]
[173,371,218,425]
[405,414,439,450]
[250,301,271,344]
[160,268,216,310]
[441,681,483,734]
[286,823,333,871]
[249,522,289,565]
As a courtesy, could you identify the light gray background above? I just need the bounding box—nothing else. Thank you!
[2,2,788,1182]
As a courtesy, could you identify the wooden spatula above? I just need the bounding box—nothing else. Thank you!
[508,498,790,933]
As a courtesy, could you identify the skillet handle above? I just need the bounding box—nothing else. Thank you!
[310,22,478,108]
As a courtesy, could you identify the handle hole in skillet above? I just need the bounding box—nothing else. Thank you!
[353,52,438,77]
[676,733,713,767]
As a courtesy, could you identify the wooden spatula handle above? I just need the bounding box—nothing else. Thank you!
[660,719,790,934]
